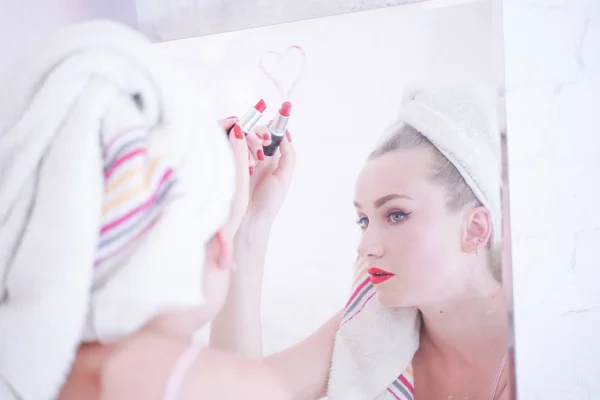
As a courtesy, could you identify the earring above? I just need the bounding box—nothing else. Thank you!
[475,237,484,256]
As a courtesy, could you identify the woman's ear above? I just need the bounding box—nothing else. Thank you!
[461,206,492,255]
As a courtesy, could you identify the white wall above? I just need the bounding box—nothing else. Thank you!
[158,0,496,355]
[504,0,600,398]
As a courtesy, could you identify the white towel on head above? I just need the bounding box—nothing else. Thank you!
[0,20,234,400]
[381,81,502,248]
[327,82,501,400]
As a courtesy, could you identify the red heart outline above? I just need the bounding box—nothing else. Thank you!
[259,45,307,100]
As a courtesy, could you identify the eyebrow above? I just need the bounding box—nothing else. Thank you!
[353,194,413,209]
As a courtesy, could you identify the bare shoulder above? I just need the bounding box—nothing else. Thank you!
[99,332,183,400]
[100,332,292,400]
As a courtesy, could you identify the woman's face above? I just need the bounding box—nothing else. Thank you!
[354,148,475,308]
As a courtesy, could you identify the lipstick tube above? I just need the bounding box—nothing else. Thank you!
[228,99,267,137]
[263,101,291,157]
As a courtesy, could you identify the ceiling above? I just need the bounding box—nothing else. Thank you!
[135,0,430,41]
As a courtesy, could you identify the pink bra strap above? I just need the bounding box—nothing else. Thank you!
[489,354,508,400]
[162,342,206,400]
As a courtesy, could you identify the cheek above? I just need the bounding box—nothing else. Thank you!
[386,218,452,274]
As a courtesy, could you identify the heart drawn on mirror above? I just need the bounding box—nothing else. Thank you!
[259,45,307,100]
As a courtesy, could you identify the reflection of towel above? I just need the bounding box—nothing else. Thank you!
[382,82,502,248]
[327,83,500,400]
[328,258,419,400]
[0,20,234,400]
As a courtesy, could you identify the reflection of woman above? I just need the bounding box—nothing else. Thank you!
[224,83,510,399]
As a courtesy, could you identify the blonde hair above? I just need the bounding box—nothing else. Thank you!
[369,123,501,282]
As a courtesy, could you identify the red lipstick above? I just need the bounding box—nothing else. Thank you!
[254,99,267,113]
[263,101,292,157]
[228,99,267,137]
[367,267,395,285]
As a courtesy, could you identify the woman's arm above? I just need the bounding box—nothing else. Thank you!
[99,308,342,400]
[210,221,272,357]
[208,118,271,356]
[210,124,296,357]
[265,311,343,400]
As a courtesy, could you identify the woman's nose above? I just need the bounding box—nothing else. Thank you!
[357,228,384,259]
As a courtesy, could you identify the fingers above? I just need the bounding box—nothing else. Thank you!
[228,124,250,174]
[227,124,250,227]
[272,130,296,184]
[224,119,292,183]
[247,124,276,176]
[245,127,265,168]
[254,124,272,146]
[219,116,238,133]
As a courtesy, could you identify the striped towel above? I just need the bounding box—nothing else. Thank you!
[0,20,234,400]
[92,122,178,287]
[328,257,420,400]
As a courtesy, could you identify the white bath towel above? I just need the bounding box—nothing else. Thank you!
[327,83,501,400]
[0,20,234,400]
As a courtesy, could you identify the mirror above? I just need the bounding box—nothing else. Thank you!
[158,0,513,398]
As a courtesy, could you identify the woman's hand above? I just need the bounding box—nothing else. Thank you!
[242,123,296,228]
[219,117,296,230]
[217,117,251,237]
[208,118,295,355]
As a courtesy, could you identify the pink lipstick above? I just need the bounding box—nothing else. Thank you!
[263,101,291,157]
[367,267,395,285]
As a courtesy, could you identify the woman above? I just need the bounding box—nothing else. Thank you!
[0,19,295,400]
[223,83,511,399]
[58,116,296,400]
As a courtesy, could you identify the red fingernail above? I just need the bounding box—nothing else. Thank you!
[263,133,270,140]
[249,166,254,175]
[234,125,243,139]
[257,149,264,161]
[286,131,292,142]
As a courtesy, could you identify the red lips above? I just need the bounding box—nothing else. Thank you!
[367,267,395,285]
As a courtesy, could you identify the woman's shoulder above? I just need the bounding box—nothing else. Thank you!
[100,332,292,400]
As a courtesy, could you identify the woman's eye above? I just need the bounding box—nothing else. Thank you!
[388,211,408,223]
[356,216,368,229]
